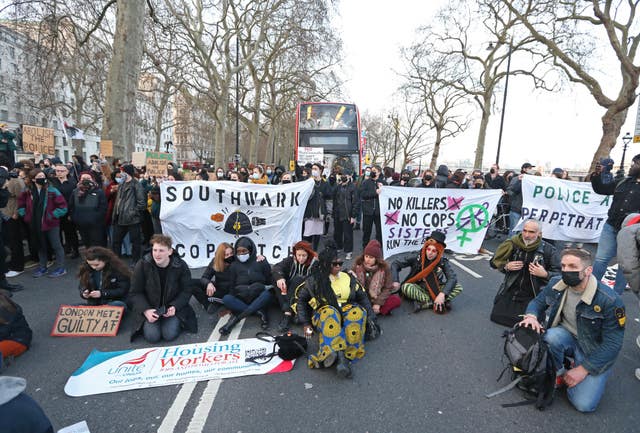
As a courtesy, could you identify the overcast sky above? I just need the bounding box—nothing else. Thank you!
[336,1,639,172]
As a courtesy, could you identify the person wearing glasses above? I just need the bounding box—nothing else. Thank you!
[296,241,377,379]
[391,230,463,314]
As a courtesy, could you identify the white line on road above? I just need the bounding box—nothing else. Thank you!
[185,320,244,433]
[157,315,243,433]
[450,258,483,279]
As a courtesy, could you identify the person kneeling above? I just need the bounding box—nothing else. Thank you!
[78,246,131,311]
[518,249,625,413]
[391,230,462,313]
[296,242,377,379]
[129,234,197,343]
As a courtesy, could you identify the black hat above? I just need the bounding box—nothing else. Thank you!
[521,162,535,170]
[632,154,640,163]
[428,230,447,248]
[121,164,136,177]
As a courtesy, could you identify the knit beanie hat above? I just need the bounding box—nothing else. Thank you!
[364,240,383,260]
[121,164,136,177]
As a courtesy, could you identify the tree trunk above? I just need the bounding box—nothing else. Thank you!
[430,129,443,170]
[101,0,145,159]
[474,95,492,169]
[589,107,629,173]
[215,92,229,166]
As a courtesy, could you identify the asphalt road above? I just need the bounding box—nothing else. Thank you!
[3,232,640,433]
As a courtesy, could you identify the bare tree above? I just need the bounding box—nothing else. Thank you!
[499,0,640,171]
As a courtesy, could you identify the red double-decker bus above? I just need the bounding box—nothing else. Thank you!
[294,102,364,175]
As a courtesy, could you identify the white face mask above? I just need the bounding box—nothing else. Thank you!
[311,169,320,178]
[252,173,260,180]
[217,171,224,177]
[237,253,250,263]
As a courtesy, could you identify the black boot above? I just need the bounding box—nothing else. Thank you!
[219,315,240,335]
[0,279,23,292]
[256,310,269,330]
[335,351,352,379]
[278,314,292,333]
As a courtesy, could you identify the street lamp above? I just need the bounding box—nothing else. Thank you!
[488,39,513,166]
[235,38,240,165]
[619,132,633,172]
[387,114,400,171]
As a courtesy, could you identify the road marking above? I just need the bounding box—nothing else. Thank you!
[157,315,242,433]
[450,258,483,279]
[185,321,244,433]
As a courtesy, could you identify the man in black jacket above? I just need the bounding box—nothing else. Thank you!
[112,164,146,264]
[358,165,383,249]
[129,234,196,343]
[591,153,640,295]
[333,174,359,259]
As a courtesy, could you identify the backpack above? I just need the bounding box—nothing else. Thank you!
[245,331,308,364]
[486,325,555,410]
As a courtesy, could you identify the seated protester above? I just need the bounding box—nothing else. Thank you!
[192,242,235,315]
[0,292,32,366]
[391,230,462,313]
[129,234,196,343]
[69,171,108,248]
[78,246,131,311]
[219,237,273,335]
[518,249,625,413]
[0,377,53,433]
[352,240,401,316]
[296,242,377,379]
[272,241,317,332]
[489,219,560,326]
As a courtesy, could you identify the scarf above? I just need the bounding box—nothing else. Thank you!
[406,240,444,300]
[354,263,387,300]
[491,234,542,269]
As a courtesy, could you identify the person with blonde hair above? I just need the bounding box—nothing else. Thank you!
[193,242,235,316]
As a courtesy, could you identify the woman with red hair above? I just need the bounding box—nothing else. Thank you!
[271,241,317,331]
[391,230,463,313]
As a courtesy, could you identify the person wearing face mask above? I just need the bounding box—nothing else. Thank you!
[434,165,450,188]
[192,242,235,318]
[519,249,625,413]
[111,164,146,265]
[270,165,285,185]
[68,172,108,248]
[280,172,293,184]
[249,165,268,184]
[51,163,79,259]
[17,169,68,278]
[505,162,534,236]
[219,236,273,335]
[333,173,359,260]
[391,230,463,314]
[215,167,226,181]
[418,169,436,188]
[358,165,383,249]
[302,163,330,251]
[489,219,560,326]
[590,153,640,295]
[484,164,507,190]
[391,170,412,187]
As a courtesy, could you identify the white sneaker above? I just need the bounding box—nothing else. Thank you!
[636,334,640,350]
[5,270,23,278]
[636,368,640,381]
[345,252,352,260]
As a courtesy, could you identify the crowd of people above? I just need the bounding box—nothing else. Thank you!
[1,150,639,427]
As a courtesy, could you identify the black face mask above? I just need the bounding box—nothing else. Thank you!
[82,179,93,187]
[282,179,291,184]
[341,176,348,183]
[369,172,377,179]
[561,271,583,287]
[35,178,47,185]
[402,176,410,181]
[424,175,433,182]
[224,256,234,264]
[490,168,495,174]
[629,165,640,178]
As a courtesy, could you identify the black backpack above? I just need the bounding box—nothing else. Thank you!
[486,325,555,410]
[245,331,308,364]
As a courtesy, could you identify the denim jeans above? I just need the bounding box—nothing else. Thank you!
[592,223,627,295]
[509,211,521,236]
[143,316,181,343]
[543,326,612,412]
[223,290,273,317]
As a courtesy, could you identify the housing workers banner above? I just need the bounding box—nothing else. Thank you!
[379,186,502,257]
[64,338,294,397]
[160,179,314,268]
[515,176,611,242]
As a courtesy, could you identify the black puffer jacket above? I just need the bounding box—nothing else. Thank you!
[78,268,130,306]
[69,186,107,226]
[358,178,379,215]
[333,181,360,222]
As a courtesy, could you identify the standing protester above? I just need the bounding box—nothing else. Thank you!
[333,173,359,260]
[391,231,463,313]
[0,167,22,292]
[129,234,196,343]
[0,124,16,167]
[17,169,67,278]
[418,169,436,188]
[51,163,79,258]
[111,164,146,265]
[484,163,507,190]
[518,249,625,413]
[69,172,107,248]
[0,158,26,278]
[590,153,640,295]
[302,163,330,251]
[358,165,383,249]
[506,163,534,236]
[489,219,560,327]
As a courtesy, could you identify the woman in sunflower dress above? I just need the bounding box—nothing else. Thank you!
[296,242,377,379]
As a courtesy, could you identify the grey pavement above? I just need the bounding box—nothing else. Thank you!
[3,232,640,433]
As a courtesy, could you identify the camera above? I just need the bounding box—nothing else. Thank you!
[155,306,167,316]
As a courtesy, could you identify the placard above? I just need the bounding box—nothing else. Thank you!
[297,147,324,165]
[100,140,113,157]
[145,151,172,177]
[22,125,55,155]
[51,305,124,337]
[131,151,146,168]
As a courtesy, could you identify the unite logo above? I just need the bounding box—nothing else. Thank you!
[108,349,157,375]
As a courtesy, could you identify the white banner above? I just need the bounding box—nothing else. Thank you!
[517,176,611,242]
[160,180,314,268]
[379,186,502,257]
[297,146,324,165]
[64,338,295,397]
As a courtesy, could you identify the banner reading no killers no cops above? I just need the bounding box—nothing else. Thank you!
[160,179,314,268]
[515,176,611,242]
[379,186,502,257]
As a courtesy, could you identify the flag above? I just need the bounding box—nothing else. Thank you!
[64,121,84,140]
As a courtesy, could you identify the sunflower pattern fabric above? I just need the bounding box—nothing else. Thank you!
[308,304,367,368]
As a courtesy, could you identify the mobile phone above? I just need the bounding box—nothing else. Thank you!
[155,306,167,316]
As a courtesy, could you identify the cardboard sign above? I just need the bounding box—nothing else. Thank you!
[100,140,113,157]
[51,305,124,337]
[145,151,172,177]
[22,125,55,155]
[131,151,146,168]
